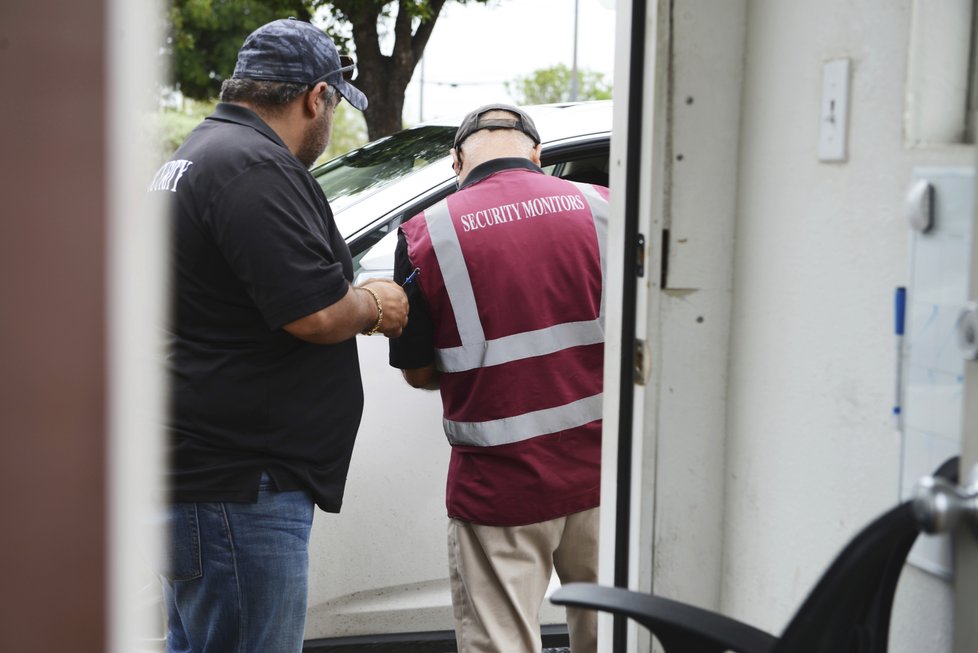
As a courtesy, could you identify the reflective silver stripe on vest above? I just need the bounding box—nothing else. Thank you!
[428,184,610,373]
[571,181,609,322]
[437,319,605,372]
[444,392,604,447]
[424,201,486,345]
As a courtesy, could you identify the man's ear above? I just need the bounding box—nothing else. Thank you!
[450,148,462,174]
[305,82,328,117]
[530,143,542,167]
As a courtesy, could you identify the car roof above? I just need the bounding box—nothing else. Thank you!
[417,100,613,145]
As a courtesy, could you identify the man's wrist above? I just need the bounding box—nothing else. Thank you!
[359,286,383,335]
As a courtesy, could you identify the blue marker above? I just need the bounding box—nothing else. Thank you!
[893,287,906,428]
[402,267,420,287]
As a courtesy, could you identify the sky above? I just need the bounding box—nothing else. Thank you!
[397,0,618,125]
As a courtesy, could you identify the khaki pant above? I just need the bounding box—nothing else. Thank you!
[448,507,599,653]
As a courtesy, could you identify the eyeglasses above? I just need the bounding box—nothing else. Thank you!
[309,54,356,87]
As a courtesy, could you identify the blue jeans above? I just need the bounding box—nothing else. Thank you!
[162,474,315,653]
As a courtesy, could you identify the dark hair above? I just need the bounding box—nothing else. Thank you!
[219,78,310,111]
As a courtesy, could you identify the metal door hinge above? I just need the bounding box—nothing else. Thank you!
[634,338,650,385]
[636,233,646,278]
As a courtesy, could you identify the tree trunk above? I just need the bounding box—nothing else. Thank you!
[339,0,448,141]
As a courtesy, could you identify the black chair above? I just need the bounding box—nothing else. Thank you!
[551,458,959,653]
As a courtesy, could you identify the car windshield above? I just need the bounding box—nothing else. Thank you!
[312,125,456,213]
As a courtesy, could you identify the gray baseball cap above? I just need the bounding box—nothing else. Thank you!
[232,17,368,111]
[453,103,541,150]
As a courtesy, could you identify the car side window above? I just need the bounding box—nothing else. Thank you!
[543,153,610,187]
[349,220,397,270]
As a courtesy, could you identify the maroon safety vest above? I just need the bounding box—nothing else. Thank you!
[402,165,609,525]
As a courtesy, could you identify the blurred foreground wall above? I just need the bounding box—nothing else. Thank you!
[0,1,108,650]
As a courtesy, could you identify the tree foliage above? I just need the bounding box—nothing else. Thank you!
[166,0,326,100]
[166,0,490,140]
[156,97,368,166]
[329,0,449,140]
[506,64,613,106]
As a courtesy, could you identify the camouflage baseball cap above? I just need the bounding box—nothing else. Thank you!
[232,17,368,111]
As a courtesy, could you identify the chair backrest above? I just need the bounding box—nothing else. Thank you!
[773,502,918,652]
[774,457,959,653]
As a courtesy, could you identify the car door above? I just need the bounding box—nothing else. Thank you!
[304,136,611,646]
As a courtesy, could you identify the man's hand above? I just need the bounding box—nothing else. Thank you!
[358,279,409,338]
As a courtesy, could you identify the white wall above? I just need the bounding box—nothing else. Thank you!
[720,1,968,649]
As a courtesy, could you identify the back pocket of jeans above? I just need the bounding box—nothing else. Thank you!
[163,504,203,582]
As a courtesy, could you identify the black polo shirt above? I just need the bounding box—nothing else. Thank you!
[155,103,362,512]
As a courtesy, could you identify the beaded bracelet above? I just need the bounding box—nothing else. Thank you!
[360,286,383,336]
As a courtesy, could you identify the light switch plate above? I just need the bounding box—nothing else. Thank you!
[818,58,850,162]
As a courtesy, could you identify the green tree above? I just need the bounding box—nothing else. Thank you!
[154,97,368,165]
[166,0,491,140]
[166,0,322,101]
[506,64,613,105]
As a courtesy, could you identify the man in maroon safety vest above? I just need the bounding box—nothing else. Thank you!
[390,103,609,653]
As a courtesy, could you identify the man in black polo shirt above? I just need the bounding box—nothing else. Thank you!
[149,18,408,653]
